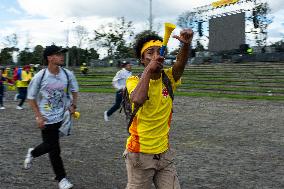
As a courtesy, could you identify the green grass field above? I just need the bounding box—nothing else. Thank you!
[6,62,282,100]
[73,62,284,101]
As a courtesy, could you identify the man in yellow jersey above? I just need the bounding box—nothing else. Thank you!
[123,29,193,189]
[16,65,33,109]
[80,63,88,76]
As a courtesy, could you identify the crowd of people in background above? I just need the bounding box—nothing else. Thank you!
[0,64,39,110]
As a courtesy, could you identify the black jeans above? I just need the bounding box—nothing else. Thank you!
[18,87,27,107]
[31,122,66,182]
[0,87,3,107]
[107,89,123,116]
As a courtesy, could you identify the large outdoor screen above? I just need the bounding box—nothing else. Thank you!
[209,12,245,52]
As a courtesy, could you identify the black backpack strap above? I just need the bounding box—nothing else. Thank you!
[125,74,142,134]
[127,104,141,134]
[38,68,46,90]
[61,67,70,97]
[161,70,174,101]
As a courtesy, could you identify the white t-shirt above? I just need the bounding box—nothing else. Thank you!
[112,68,132,90]
[27,68,79,125]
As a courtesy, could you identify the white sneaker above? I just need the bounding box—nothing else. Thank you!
[104,111,109,121]
[0,106,5,110]
[16,106,24,110]
[58,178,73,189]
[14,94,19,101]
[24,148,34,169]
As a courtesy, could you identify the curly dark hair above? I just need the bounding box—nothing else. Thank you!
[133,30,163,59]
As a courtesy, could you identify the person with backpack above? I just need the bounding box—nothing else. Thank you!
[122,29,193,189]
[24,45,79,189]
[104,61,132,121]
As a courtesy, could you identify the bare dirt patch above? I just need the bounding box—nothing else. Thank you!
[0,92,283,189]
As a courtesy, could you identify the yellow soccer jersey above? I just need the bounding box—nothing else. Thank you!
[17,71,32,88]
[126,67,181,154]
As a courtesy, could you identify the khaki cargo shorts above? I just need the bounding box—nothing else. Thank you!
[123,148,181,189]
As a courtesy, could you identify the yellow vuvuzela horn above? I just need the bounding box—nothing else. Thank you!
[160,23,176,56]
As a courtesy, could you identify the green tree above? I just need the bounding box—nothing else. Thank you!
[91,17,134,59]
[0,48,14,65]
[18,48,33,65]
[1,33,19,65]
[115,41,135,59]
[88,48,100,60]
[69,46,79,66]
[68,46,99,66]
[31,45,44,65]
[271,40,284,52]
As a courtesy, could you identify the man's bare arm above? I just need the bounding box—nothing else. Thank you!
[172,29,194,82]
[69,92,78,114]
[130,67,151,106]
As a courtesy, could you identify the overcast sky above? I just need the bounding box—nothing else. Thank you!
[0,0,284,57]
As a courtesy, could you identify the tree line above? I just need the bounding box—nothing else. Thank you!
[0,17,166,67]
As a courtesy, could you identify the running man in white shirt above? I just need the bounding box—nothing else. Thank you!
[104,61,132,121]
[24,45,79,189]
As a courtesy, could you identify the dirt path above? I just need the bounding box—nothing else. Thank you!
[0,92,283,189]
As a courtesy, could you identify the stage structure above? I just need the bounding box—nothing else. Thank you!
[177,0,272,52]
[209,12,245,52]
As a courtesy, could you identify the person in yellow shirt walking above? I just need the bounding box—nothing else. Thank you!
[16,65,32,109]
[123,29,193,189]
[80,63,88,76]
